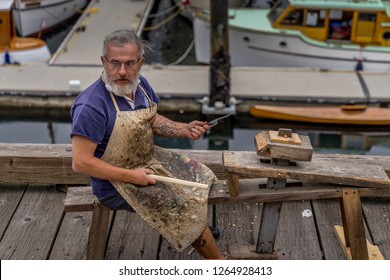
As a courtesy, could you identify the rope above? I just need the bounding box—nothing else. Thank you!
[143,6,183,31]
[170,39,194,65]
[147,1,181,19]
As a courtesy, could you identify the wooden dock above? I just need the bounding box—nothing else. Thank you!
[1,0,390,113]
[1,144,390,260]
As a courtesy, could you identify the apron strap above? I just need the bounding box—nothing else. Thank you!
[109,92,121,112]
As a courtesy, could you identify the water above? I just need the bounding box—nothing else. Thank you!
[1,0,390,156]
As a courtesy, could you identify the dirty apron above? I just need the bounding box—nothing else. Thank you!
[101,87,217,252]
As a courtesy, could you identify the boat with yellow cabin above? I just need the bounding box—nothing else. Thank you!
[193,0,390,71]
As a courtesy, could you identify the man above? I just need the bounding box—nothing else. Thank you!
[70,29,224,259]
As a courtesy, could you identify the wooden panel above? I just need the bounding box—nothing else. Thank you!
[339,188,368,259]
[274,201,323,260]
[0,185,65,259]
[362,197,390,260]
[215,203,263,259]
[64,186,95,212]
[49,212,92,260]
[2,144,390,184]
[105,210,160,260]
[223,151,390,188]
[0,184,26,240]
[311,199,346,260]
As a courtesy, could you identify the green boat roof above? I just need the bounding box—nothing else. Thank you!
[288,0,387,11]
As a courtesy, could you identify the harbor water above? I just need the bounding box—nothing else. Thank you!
[1,0,390,155]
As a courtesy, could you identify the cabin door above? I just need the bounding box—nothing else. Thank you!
[354,12,376,43]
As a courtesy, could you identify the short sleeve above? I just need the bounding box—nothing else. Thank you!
[71,104,107,144]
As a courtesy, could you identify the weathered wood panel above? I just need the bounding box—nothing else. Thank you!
[2,144,390,185]
[0,184,26,240]
[274,201,323,260]
[0,143,89,184]
[362,198,390,260]
[215,203,263,258]
[311,199,346,260]
[49,212,92,260]
[223,151,390,188]
[105,211,160,260]
[0,185,65,259]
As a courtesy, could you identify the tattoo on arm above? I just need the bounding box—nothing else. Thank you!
[192,236,206,248]
[152,117,179,137]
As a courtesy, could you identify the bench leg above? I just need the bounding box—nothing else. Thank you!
[256,177,286,254]
[228,173,240,197]
[87,202,110,260]
[339,188,368,260]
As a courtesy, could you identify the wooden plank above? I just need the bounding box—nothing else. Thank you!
[339,188,368,259]
[64,186,95,212]
[0,185,65,259]
[49,212,92,260]
[256,177,286,253]
[334,225,384,260]
[215,203,264,259]
[87,204,111,259]
[227,173,240,196]
[361,197,390,260]
[223,151,390,188]
[2,144,390,184]
[106,210,161,260]
[274,201,323,260]
[311,199,347,260]
[0,184,26,240]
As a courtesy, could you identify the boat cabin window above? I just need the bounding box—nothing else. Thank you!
[305,10,325,27]
[328,10,353,40]
[268,0,289,23]
[281,9,304,26]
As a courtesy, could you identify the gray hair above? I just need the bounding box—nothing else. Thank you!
[103,29,149,58]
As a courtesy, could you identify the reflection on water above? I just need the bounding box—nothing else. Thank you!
[1,119,390,156]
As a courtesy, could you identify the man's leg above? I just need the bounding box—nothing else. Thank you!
[192,225,225,259]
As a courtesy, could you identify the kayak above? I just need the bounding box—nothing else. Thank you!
[249,105,390,125]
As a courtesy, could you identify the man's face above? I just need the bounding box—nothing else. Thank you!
[102,43,144,96]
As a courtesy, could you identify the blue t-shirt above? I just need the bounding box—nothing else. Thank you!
[70,75,160,197]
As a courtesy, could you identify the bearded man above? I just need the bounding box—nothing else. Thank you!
[70,29,224,259]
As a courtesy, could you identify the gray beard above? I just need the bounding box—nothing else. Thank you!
[103,71,139,97]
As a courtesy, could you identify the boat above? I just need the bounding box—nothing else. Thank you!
[1,0,51,64]
[12,0,89,37]
[249,104,390,125]
[193,0,390,71]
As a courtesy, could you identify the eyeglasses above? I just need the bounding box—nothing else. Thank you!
[103,56,141,70]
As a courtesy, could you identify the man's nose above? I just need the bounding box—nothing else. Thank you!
[118,64,127,74]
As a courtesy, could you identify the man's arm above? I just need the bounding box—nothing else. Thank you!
[71,135,156,185]
[152,113,210,140]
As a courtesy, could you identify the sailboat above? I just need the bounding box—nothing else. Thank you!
[1,0,51,64]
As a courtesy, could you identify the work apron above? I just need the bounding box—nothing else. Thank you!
[101,86,217,252]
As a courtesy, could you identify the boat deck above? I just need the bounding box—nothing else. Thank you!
[1,144,390,260]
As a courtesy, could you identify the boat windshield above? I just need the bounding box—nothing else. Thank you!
[268,0,289,23]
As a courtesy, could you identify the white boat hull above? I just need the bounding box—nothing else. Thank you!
[13,0,88,37]
[0,45,51,64]
[194,17,390,71]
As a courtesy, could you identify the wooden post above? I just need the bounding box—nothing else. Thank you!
[339,188,369,260]
[209,0,230,109]
[87,201,110,260]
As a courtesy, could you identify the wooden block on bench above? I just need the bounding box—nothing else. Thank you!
[64,186,96,212]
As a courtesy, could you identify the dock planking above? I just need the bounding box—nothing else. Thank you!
[0,144,390,260]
